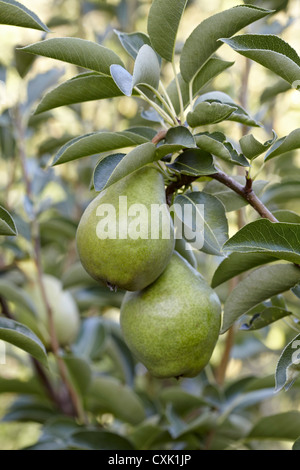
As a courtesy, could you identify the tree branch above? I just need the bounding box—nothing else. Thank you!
[165,170,279,223]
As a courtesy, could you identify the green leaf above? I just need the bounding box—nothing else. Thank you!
[62,355,92,397]
[240,306,291,331]
[20,38,124,75]
[275,333,300,392]
[168,148,216,176]
[167,58,234,114]
[262,180,300,205]
[211,253,277,288]
[187,101,237,127]
[260,78,291,103]
[132,44,160,95]
[265,129,300,161]
[114,29,154,60]
[14,45,36,78]
[196,132,249,167]
[247,411,300,441]
[204,177,268,211]
[0,318,47,366]
[0,0,49,31]
[110,64,133,96]
[220,35,300,87]
[195,91,261,127]
[155,126,196,159]
[180,5,272,82]
[0,279,37,315]
[73,317,107,361]
[0,377,43,395]
[86,375,145,425]
[70,430,134,450]
[240,131,277,160]
[221,264,300,333]
[35,73,127,115]
[293,437,300,450]
[147,0,187,62]
[93,142,156,191]
[2,396,55,423]
[0,206,17,236]
[52,130,149,166]
[223,219,300,264]
[174,191,228,256]
[273,210,300,224]
[159,387,210,415]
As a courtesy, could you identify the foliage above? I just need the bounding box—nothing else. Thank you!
[0,0,300,451]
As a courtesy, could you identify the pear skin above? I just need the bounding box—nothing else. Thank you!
[76,167,175,291]
[120,252,221,378]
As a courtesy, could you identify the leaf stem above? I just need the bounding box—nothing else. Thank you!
[172,60,185,124]
[134,86,175,126]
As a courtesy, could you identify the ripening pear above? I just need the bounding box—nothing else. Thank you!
[26,274,80,348]
[76,167,175,291]
[120,252,221,379]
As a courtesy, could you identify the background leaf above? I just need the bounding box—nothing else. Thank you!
[0,0,49,31]
[247,412,300,441]
[0,318,47,366]
[0,206,17,236]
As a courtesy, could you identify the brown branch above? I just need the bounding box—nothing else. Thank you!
[165,170,279,223]
[151,129,167,145]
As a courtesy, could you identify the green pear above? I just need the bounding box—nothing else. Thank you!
[26,274,80,348]
[76,167,175,291]
[174,236,197,269]
[120,252,221,379]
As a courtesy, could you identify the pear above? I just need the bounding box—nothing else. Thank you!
[76,167,175,291]
[174,236,197,269]
[120,252,221,379]
[26,275,80,348]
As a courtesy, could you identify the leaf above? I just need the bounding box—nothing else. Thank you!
[240,307,291,331]
[72,317,107,361]
[167,58,234,114]
[174,191,228,255]
[34,73,127,115]
[20,38,124,75]
[14,45,36,78]
[275,334,300,392]
[187,101,237,127]
[0,279,37,315]
[155,126,196,159]
[180,5,272,82]
[167,148,217,176]
[211,253,277,288]
[260,78,291,103]
[0,318,47,366]
[273,210,300,224]
[132,44,160,95]
[0,206,17,236]
[265,129,300,161]
[52,130,149,166]
[247,411,300,441]
[86,375,145,425]
[23,68,64,112]
[195,91,261,127]
[70,431,134,450]
[221,264,300,333]
[110,64,133,96]
[0,377,43,395]
[2,396,55,423]
[223,219,300,264]
[114,29,154,60]
[195,132,248,167]
[293,437,300,450]
[147,0,187,62]
[220,35,300,87]
[204,177,269,212]
[262,180,300,205]
[62,355,92,397]
[93,142,156,191]
[240,131,277,160]
[159,387,210,415]
[0,0,49,31]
